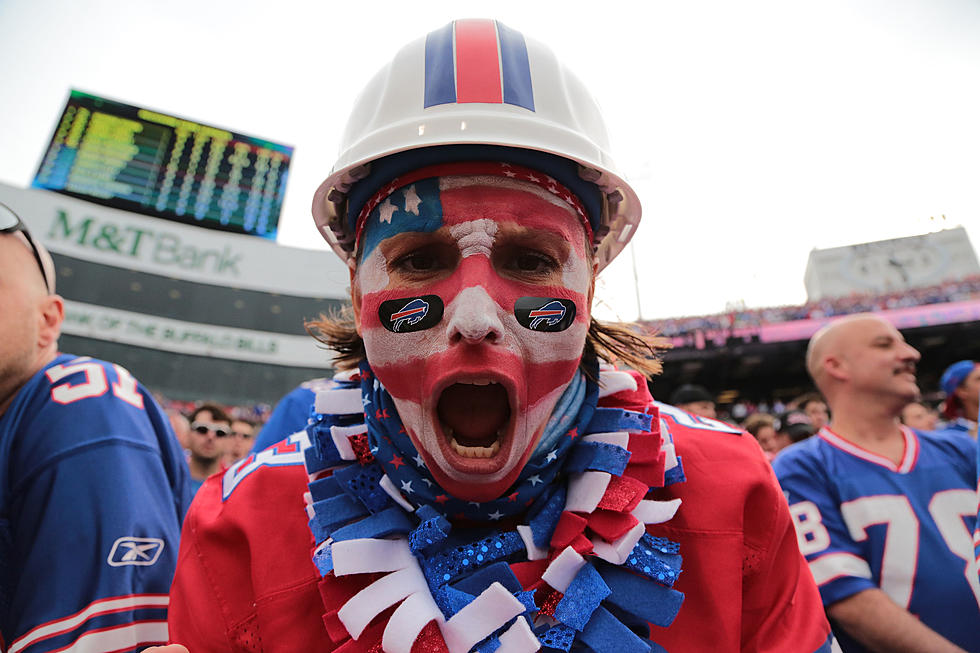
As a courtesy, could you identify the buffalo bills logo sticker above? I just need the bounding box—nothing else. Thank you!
[514,297,576,332]
[379,295,444,332]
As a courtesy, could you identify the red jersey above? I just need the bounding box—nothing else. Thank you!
[169,384,829,652]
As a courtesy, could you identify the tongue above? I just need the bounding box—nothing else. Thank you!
[437,383,510,446]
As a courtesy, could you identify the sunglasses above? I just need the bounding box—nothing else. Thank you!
[191,422,231,438]
[0,202,53,294]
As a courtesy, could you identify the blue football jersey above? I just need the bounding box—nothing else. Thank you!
[0,354,191,652]
[774,426,980,652]
[251,377,333,453]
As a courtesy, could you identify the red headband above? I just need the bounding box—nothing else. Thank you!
[354,161,593,253]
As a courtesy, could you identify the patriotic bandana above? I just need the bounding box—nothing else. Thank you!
[353,167,594,503]
[302,364,689,652]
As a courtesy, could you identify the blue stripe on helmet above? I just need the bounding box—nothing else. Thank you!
[496,21,534,111]
[424,22,457,108]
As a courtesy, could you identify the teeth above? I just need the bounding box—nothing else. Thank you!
[466,378,494,386]
[451,438,501,458]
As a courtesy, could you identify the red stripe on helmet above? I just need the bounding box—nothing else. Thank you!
[454,19,503,104]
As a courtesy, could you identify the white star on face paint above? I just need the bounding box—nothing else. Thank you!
[488,510,504,520]
[403,184,422,215]
[378,198,397,224]
[545,450,558,463]
[362,396,371,407]
[528,475,542,486]
[400,480,414,494]
[421,478,433,487]
[413,454,426,468]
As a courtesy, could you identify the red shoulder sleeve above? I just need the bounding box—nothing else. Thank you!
[169,453,329,651]
[738,448,830,651]
[636,401,830,651]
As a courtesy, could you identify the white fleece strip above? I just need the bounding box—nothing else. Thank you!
[632,498,682,524]
[315,387,363,416]
[591,521,646,565]
[338,565,430,639]
[442,583,528,653]
[382,591,447,653]
[331,537,415,576]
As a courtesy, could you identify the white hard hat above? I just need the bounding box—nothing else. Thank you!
[312,18,641,272]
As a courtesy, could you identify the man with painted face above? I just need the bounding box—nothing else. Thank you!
[167,19,830,652]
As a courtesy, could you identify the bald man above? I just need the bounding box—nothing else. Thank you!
[0,204,191,652]
[773,314,980,652]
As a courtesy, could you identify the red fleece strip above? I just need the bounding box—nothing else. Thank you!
[454,19,502,103]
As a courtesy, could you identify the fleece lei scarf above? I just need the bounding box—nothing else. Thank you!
[302,362,687,653]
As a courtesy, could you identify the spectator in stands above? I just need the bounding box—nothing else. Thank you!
[938,360,979,438]
[669,383,717,419]
[743,412,784,457]
[187,403,232,495]
[224,417,256,465]
[251,377,334,453]
[793,391,830,430]
[774,314,979,651]
[0,203,190,651]
[900,400,940,432]
[775,409,817,449]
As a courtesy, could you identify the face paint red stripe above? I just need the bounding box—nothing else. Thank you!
[454,19,503,104]
[372,349,580,409]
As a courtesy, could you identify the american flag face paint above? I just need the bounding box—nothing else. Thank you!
[353,174,593,501]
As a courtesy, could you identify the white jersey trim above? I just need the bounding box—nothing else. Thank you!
[48,620,168,653]
[818,426,918,473]
[809,552,873,586]
[9,594,168,653]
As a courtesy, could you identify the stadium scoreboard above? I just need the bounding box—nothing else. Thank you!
[33,90,292,239]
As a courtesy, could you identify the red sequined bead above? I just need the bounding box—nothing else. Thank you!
[349,433,375,465]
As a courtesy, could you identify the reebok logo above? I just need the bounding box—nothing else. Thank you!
[107,537,165,566]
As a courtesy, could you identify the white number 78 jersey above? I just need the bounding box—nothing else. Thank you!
[773,426,980,653]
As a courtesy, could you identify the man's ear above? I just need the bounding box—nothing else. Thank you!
[38,294,64,350]
[349,266,363,336]
[823,354,848,382]
[954,383,972,403]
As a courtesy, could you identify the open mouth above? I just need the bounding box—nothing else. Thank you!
[436,379,512,461]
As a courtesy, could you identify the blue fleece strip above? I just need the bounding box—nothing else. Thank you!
[579,606,650,653]
[313,493,369,533]
[585,408,652,435]
[599,563,684,628]
[566,441,632,475]
[329,505,415,542]
[554,563,610,631]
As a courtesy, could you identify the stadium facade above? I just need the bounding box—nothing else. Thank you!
[0,181,350,405]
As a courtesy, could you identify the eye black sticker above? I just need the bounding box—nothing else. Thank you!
[379,295,444,333]
[514,297,577,332]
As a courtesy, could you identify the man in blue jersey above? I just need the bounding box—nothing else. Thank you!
[251,377,333,453]
[0,204,191,653]
[774,314,980,652]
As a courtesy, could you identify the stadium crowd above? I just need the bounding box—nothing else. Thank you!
[646,274,980,338]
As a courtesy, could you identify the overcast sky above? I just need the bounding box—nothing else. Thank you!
[1,0,977,320]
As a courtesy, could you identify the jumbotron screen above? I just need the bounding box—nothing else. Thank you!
[32,90,292,240]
